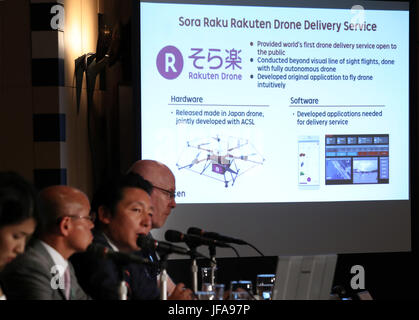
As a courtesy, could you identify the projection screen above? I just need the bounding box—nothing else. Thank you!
[135,0,412,256]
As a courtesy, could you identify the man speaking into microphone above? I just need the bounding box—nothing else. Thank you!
[71,173,192,300]
[128,160,179,295]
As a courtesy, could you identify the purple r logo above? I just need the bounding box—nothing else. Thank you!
[156,46,184,79]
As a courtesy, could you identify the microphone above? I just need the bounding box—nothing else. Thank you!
[165,230,230,248]
[187,227,247,245]
[137,234,208,259]
[187,227,265,256]
[87,244,154,266]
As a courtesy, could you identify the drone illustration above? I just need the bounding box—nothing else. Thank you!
[176,135,265,187]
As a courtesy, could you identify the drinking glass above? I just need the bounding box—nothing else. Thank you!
[201,266,216,291]
[229,280,253,300]
[213,284,225,300]
[256,274,276,300]
[196,290,215,300]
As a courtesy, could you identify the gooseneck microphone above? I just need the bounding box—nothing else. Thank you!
[187,227,265,256]
[187,227,247,245]
[137,234,208,259]
[87,244,154,266]
[165,230,230,248]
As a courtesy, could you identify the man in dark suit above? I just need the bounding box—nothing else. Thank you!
[128,160,179,296]
[71,173,192,300]
[0,186,93,300]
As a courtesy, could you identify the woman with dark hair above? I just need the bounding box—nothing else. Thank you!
[0,172,38,299]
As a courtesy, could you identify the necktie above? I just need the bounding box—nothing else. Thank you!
[64,267,71,300]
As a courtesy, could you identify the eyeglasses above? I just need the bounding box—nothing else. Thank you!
[152,185,176,199]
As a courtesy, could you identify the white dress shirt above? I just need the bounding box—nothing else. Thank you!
[102,233,120,252]
[40,241,69,276]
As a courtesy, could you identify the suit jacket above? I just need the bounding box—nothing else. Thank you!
[71,230,160,300]
[0,240,90,300]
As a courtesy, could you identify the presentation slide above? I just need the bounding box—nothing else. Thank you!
[140,0,409,205]
[138,0,411,255]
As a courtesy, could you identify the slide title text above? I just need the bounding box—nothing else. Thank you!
[178,17,377,32]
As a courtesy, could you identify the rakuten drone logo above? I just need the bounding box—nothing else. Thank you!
[156,46,184,79]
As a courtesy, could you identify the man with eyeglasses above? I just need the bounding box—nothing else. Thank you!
[70,172,192,300]
[128,160,182,297]
[1,185,93,300]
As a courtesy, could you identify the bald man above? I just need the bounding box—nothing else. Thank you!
[128,160,183,296]
[0,186,93,300]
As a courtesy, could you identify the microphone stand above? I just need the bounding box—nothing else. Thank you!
[189,246,199,293]
[209,245,217,286]
[118,280,128,300]
[118,267,128,300]
[159,253,169,300]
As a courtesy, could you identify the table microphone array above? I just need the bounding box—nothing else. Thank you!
[126,227,265,260]
[187,227,247,245]
[135,228,264,299]
[165,227,264,257]
[86,226,253,267]
[188,227,265,257]
[165,230,230,248]
[136,234,208,259]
